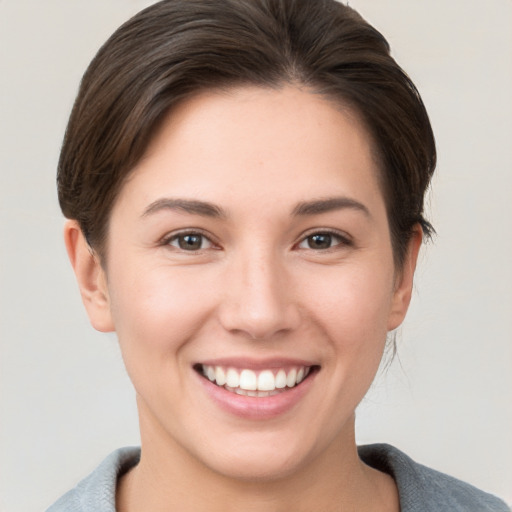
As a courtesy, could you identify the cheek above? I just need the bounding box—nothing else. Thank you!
[297,260,395,408]
[107,264,217,360]
[301,262,395,349]
[105,264,225,418]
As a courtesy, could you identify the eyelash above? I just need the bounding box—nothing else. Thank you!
[161,229,352,253]
[161,230,217,252]
[296,229,353,251]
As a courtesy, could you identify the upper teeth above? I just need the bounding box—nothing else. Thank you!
[201,365,310,392]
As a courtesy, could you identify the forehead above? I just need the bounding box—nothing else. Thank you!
[118,86,384,217]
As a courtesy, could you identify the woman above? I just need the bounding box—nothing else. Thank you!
[47,0,508,510]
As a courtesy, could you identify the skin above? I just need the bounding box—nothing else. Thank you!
[65,86,421,511]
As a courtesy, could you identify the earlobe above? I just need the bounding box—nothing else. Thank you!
[387,225,423,331]
[64,220,115,333]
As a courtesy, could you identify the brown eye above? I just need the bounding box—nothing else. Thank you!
[307,233,333,249]
[168,233,213,251]
[298,232,349,251]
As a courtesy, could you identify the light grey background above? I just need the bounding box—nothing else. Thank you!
[1,1,511,511]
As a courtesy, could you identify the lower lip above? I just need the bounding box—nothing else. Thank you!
[197,370,317,420]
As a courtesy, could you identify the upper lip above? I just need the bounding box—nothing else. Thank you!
[195,357,319,371]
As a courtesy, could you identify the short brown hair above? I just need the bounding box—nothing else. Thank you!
[58,0,436,267]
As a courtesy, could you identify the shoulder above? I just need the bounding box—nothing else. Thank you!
[358,443,509,512]
[45,447,141,512]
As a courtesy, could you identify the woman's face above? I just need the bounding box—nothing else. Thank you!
[88,86,418,480]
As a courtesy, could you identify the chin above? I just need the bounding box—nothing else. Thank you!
[191,426,327,483]
[208,448,309,483]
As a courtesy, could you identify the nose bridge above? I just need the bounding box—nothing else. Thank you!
[219,243,299,340]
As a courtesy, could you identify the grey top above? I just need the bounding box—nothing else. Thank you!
[46,444,509,511]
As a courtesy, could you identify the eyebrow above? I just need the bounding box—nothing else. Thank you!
[141,195,370,220]
[292,197,371,217]
[142,198,227,219]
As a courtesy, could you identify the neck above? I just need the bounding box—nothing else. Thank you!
[117,404,398,512]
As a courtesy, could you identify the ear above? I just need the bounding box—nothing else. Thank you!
[387,225,423,331]
[64,220,114,332]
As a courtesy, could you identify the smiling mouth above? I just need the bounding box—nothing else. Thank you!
[195,364,319,397]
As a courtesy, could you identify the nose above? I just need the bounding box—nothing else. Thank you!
[218,250,300,340]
